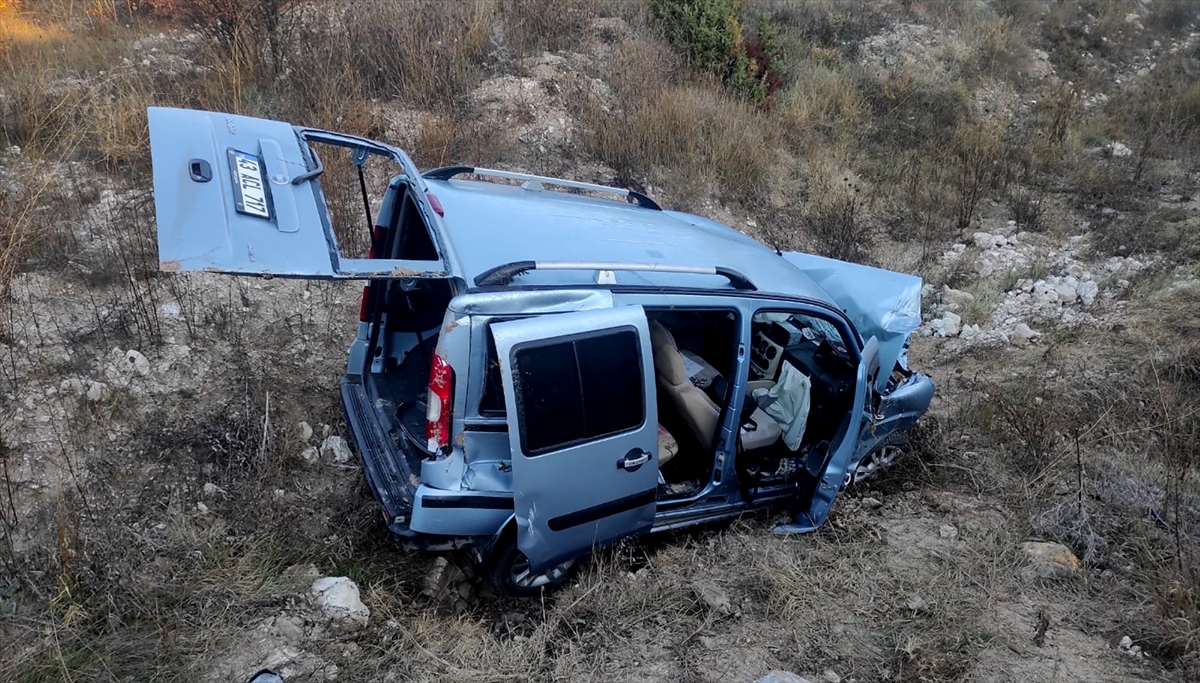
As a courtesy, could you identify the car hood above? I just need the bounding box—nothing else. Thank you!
[781,252,922,392]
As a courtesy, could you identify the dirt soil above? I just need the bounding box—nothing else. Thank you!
[3,2,1200,682]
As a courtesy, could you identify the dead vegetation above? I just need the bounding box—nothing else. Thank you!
[3,0,1200,681]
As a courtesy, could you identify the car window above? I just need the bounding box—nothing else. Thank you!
[751,310,850,382]
[513,328,644,456]
[480,322,510,415]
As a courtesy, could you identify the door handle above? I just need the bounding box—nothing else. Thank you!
[617,449,651,472]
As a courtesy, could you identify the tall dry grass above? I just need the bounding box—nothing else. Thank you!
[4,1,1200,680]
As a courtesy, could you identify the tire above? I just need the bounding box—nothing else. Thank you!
[487,533,576,597]
[850,431,911,486]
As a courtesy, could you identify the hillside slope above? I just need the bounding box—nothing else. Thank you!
[2,1,1199,681]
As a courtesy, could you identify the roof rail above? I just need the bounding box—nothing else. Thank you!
[423,166,662,211]
[473,261,756,291]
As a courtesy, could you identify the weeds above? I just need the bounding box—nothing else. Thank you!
[5,0,1200,679]
[804,172,871,263]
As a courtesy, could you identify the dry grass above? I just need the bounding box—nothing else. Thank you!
[4,0,1200,680]
[569,37,778,204]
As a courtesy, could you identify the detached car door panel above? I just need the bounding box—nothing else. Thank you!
[492,306,659,572]
[148,107,446,279]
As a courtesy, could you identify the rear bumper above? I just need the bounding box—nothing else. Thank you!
[340,375,490,551]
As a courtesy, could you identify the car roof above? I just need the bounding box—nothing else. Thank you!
[425,177,836,304]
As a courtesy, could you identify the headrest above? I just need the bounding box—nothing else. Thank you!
[648,321,690,385]
[648,320,675,351]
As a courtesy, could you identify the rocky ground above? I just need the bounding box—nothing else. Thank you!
[3,1,1200,682]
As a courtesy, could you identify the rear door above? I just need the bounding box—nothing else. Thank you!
[492,306,659,572]
[147,107,447,279]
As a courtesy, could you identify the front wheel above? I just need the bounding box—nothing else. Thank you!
[850,432,910,486]
[487,534,576,597]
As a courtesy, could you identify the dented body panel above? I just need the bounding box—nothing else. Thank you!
[150,107,936,589]
[780,252,923,392]
[492,306,659,572]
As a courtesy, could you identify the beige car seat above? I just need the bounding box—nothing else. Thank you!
[650,321,721,450]
[648,321,781,453]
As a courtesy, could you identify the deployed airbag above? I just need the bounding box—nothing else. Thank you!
[753,362,811,451]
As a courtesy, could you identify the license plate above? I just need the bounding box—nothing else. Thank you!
[227,149,271,219]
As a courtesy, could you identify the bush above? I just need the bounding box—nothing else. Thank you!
[1008,186,1043,231]
[804,172,872,263]
[650,0,743,74]
[763,0,885,47]
[649,0,782,104]
[175,0,296,78]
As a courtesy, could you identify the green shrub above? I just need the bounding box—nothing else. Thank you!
[649,0,782,104]
[649,0,743,74]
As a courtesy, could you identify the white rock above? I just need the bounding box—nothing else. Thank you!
[1021,541,1081,579]
[693,579,733,615]
[822,671,841,683]
[299,445,320,465]
[960,324,980,340]
[1076,281,1099,306]
[941,286,975,311]
[311,576,370,630]
[160,302,181,318]
[320,436,353,464]
[1054,283,1078,303]
[196,502,209,513]
[1119,635,1133,650]
[1011,323,1039,346]
[939,524,959,540]
[1108,141,1132,157]
[202,482,221,496]
[933,312,962,337]
[298,421,314,442]
[86,381,110,402]
[124,349,151,376]
[973,232,996,249]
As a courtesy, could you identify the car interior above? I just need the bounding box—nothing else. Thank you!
[645,310,754,498]
[363,184,453,457]
[735,311,858,497]
[644,308,859,501]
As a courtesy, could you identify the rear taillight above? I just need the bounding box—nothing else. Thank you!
[426,192,444,217]
[359,226,385,322]
[358,287,372,322]
[426,354,453,453]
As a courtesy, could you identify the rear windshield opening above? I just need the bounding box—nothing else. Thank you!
[311,144,395,259]
[307,141,440,265]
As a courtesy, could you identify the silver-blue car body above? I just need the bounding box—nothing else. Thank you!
[148,108,935,594]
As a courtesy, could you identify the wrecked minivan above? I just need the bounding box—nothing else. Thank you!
[148,107,934,595]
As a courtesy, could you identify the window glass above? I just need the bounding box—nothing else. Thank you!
[479,326,506,415]
[751,310,849,381]
[515,329,644,455]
